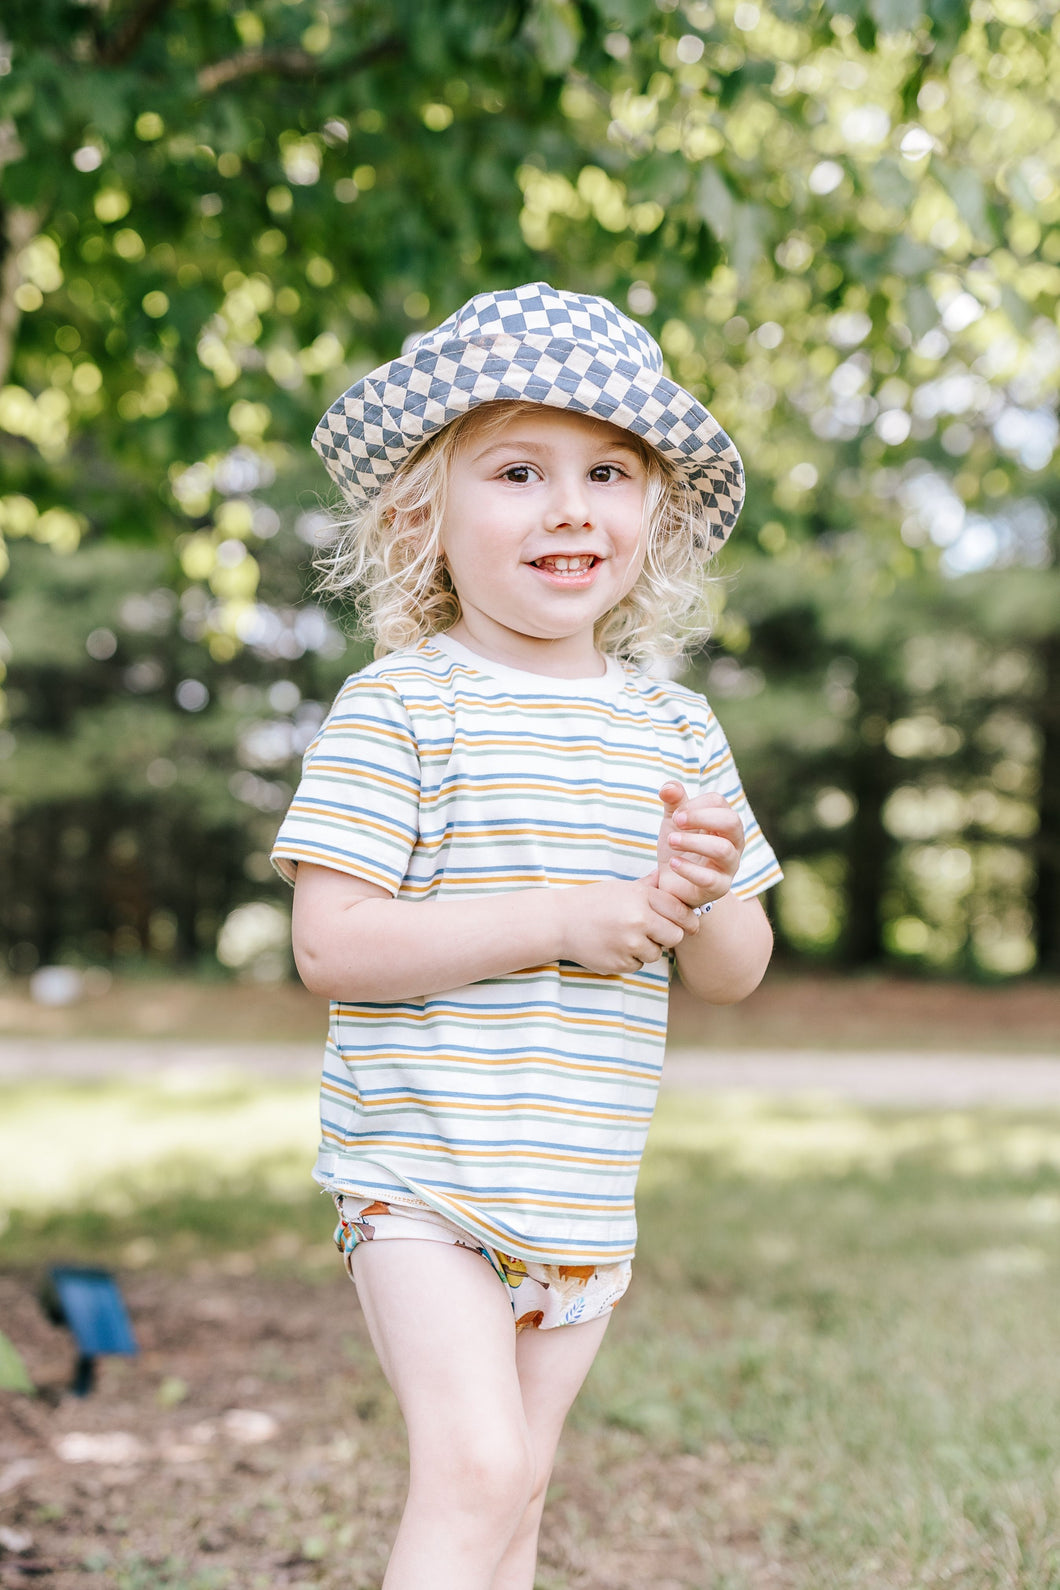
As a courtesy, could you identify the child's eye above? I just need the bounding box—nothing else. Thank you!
[588,464,628,483]
[500,464,534,483]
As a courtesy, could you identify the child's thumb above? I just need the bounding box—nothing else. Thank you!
[659,780,687,809]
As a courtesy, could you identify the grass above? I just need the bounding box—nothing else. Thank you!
[606,1104,1060,1586]
[6,1081,1060,1586]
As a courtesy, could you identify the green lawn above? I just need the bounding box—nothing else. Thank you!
[5,1081,1060,1587]
[611,1101,1060,1587]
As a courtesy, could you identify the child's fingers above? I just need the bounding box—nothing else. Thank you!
[656,867,707,912]
[642,919,685,958]
[668,854,729,892]
[671,793,742,836]
[649,885,700,936]
[669,831,741,870]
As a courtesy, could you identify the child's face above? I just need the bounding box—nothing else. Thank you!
[438,406,649,676]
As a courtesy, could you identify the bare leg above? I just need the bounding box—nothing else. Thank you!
[490,1310,613,1590]
[350,1238,536,1590]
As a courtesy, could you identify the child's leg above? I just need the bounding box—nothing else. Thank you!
[490,1312,613,1590]
[350,1236,537,1590]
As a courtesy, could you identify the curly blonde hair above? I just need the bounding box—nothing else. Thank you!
[315,401,718,665]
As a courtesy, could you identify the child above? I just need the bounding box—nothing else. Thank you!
[271,282,781,1590]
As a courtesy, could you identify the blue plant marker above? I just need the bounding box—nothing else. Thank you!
[42,1267,138,1396]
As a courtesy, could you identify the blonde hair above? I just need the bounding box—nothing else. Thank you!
[315,401,717,665]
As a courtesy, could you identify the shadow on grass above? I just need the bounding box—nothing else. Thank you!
[0,1160,333,1276]
[7,1092,1060,1585]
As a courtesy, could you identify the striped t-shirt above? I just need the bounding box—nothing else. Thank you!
[271,633,781,1265]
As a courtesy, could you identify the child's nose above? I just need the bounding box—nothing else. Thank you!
[545,474,593,530]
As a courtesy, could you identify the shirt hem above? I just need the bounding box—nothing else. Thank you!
[312,1158,638,1267]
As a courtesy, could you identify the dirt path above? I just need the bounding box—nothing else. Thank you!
[2,1038,1058,1105]
[0,1268,785,1590]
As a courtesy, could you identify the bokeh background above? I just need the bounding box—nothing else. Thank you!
[2,0,1058,991]
[4,9,1060,1588]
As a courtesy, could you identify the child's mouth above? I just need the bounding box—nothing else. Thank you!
[530,555,598,578]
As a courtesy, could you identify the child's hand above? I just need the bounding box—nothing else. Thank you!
[656,781,745,913]
[556,875,700,975]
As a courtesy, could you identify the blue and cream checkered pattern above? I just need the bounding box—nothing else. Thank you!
[312,282,744,548]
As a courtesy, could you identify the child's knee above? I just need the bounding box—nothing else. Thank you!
[412,1424,535,1525]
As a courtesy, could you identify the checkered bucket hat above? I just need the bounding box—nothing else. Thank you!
[313,281,745,550]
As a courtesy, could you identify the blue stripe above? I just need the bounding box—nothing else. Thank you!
[277,640,781,1265]
[446,727,688,755]
[337,994,668,1023]
[319,1119,643,1158]
[401,862,645,883]
[348,1177,634,1208]
[279,837,404,876]
[302,752,418,789]
[324,1042,664,1074]
[351,1083,655,1112]
[428,769,686,797]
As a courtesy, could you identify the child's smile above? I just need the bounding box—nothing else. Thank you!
[439,407,649,677]
[533,552,594,572]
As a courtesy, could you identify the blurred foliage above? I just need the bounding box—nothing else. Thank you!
[0,528,359,966]
[701,554,1050,975]
[0,0,1058,975]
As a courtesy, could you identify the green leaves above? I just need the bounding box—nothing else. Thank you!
[695,166,736,243]
[2,0,1058,974]
[869,0,922,32]
[0,1330,33,1394]
[524,0,583,75]
[934,163,994,246]
[584,0,656,30]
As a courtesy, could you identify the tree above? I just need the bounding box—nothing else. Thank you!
[0,528,355,968]
[1,0,1057,972]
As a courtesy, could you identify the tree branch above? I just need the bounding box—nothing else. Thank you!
[198,48,317,93]
[0,204,43,391]
[96,0,175,66]
[197,35,403,94]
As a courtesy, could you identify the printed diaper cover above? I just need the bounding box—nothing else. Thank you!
[332,1194,632,1331]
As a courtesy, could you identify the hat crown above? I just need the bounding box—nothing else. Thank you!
[410,281,664,374]
[313,278,744,548]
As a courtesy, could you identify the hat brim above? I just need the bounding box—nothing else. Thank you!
[312,334,744,549]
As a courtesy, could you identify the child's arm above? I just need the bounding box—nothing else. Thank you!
[291,860,702,1001]
[655,781,774,1004]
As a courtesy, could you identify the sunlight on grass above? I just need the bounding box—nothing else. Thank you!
[603,1110,1060,1588]
[7,1081,1060,1220]
[647,1091,1060,1182]
[7,1080,1060,1585]
[0,1076,319,1212]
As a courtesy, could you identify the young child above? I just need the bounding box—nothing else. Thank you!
[271,282,781,1590]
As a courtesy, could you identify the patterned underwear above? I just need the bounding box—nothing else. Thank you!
[332,1193,632,1332]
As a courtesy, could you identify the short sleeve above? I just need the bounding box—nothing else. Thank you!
[696,705,782,901]
[271,676,421,893]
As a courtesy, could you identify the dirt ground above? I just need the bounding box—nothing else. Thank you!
[3,971,1057,1587]
[0,1266,784,1590]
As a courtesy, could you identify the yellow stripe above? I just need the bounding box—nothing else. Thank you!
[326,1050,660,1083]
[331,1006,663,1039]
[320,1128,638,1170]
[299,767,416,798]
[272,845,395,889]
[322,1084,644,1125]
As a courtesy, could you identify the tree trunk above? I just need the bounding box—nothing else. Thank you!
[1032,629,1060,973]
[840,668,899,968]
[0,194,41,389]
